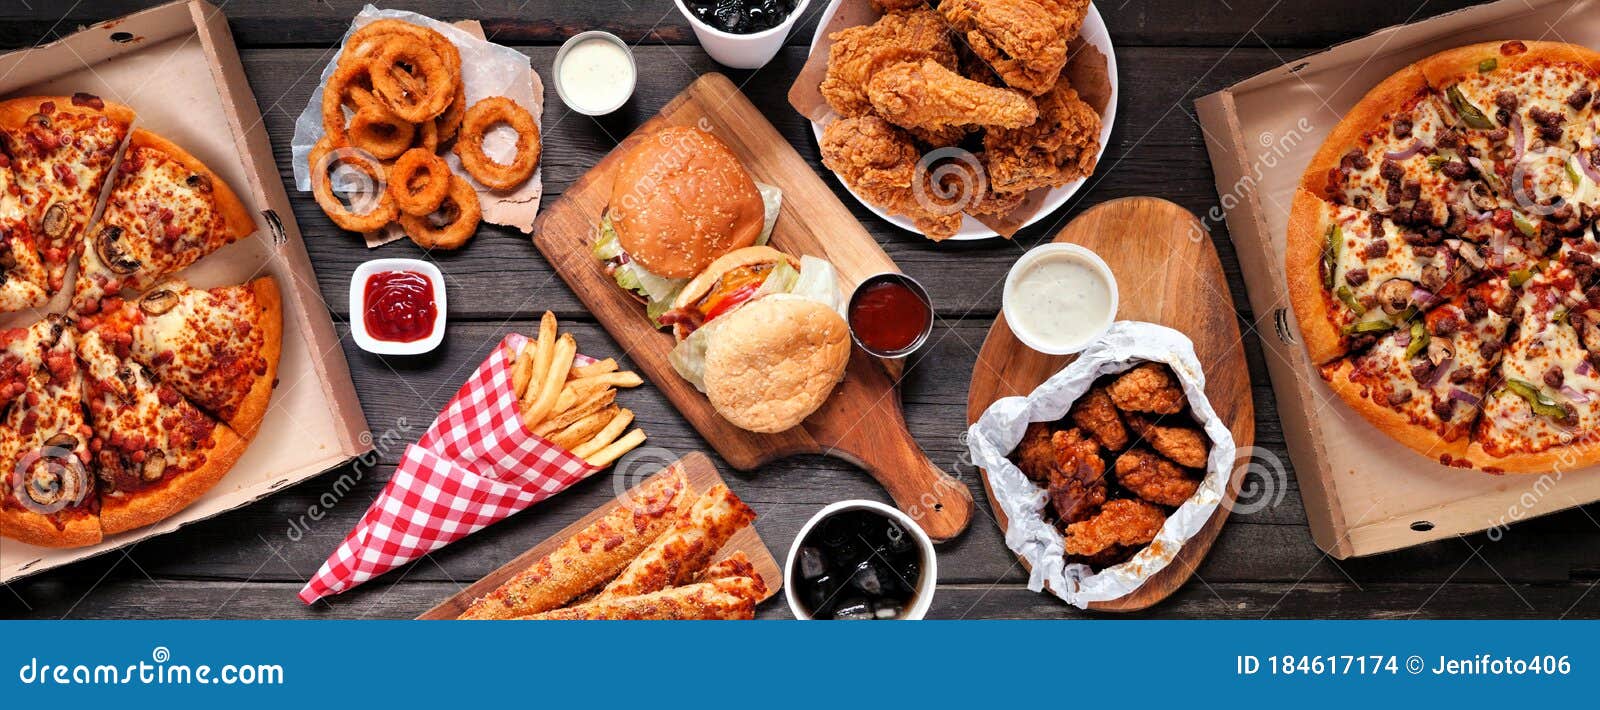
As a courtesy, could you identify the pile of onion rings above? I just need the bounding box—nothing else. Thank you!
[312,18,538,250]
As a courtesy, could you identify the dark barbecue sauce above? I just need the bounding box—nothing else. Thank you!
[364,271,437,343]
[791,508,923,620]
[848,280,931,355]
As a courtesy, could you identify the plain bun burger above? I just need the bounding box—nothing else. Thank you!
[593,127,782,326]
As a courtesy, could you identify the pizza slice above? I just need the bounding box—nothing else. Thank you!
[1420,41,1600,233]
[1287,189,1482,363]
[1471,235,1600,467]
[0,154,49,312]
[71,129,255,314]
[1301,64,1501,229]
[1320,276,1513,465]
[0,94,134,294]
[78,276,281,439]
[78,329,246,536]
[0,319,99,548]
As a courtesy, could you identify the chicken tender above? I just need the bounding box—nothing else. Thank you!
[1069,386,1127,449]
[1012,421,1057,482]
[820,115,965,239]
[1047,428,1106,523]
[940,0,1067,95]
[1062,498,1166,557]
[1114,449,1200,507]
[982,80,1101,193]
[820,8,957,118]
[1126,415,1209,468]
[1108,363,1185,414]
[867,59,1039,131]
[871,0,931,10]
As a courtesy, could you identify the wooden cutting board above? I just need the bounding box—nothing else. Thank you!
[418,452,779,619]
[964,197,1255,611]
[533,73,972,542]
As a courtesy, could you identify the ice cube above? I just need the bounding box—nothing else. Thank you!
[849,560,883,595]
[872,601,903,620]
[804,574,838,616]
[832,597,873,620]
[798,546,827,580]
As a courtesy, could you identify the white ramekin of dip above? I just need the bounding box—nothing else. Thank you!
[553,31,637,116]
[1002,243,1119,355]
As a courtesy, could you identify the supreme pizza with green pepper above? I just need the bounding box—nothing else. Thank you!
[1289,40,1600,472]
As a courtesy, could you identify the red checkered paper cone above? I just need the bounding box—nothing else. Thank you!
[299,334,599,604]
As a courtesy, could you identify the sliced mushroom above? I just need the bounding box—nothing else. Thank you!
[1376,279,1415,314]
[20,448,87,514]
[1420,263,1449,292]
[1453,240,1487,270]
[42,432,79,450]
[1468,182,1499,211]
[1578,311,1600,352]
[39,203,66,238]
[93,226,140,275]
[25,112,49,130]
[184,173,212,192]
[139,289,178,316]
[140,450,167,482]
[1427,339,1455,366]
[114,365,138,400]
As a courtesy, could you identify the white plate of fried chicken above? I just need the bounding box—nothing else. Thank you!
[810,0,1118,240]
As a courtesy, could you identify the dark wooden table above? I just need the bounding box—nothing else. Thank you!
[4,0,1596,620]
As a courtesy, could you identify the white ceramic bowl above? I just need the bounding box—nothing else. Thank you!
[784,500,937,620]
[349,258,446,356]
[552,31,637,116]
[1002,242,1118,355]
[675,0,812,70]
[807,0,1119,240]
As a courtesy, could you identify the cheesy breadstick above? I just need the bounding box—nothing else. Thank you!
[520,576,765,620]
[457,468,689,619]
[595,484,756,600]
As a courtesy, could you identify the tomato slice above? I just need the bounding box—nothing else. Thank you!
[702,282,762,323]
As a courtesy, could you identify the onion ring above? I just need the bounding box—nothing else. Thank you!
[371,39,456,123]
[454,97,541,190]
[414,117,440,153]
[436,81,467,143]
[310,137,398,233]
[347,105,416,160]
[346,19,461,74]
[399,174,480,250]
[388,148,452,217]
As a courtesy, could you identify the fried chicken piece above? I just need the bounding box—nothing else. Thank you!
[1069,386,1127,449]
[867,59,1039,131]
[871,0,930,10]
[1062,498,1166,557]
[918,150,1026,219]
[1033,0,1091,40]
[1046,428,1107,523]
[1012,422,1057,482]
[1114,449,1200,506]
[982,80,1101,193]
[1108,363,1185,415]
[1125,414,1209,468]
[820,8,957,118]
[820,116,965,239]
[939,0,1067,96]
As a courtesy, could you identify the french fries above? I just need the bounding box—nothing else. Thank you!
[511,312,648,469]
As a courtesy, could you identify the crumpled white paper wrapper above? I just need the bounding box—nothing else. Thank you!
[289,5,544,245]
[965,321,1237,609]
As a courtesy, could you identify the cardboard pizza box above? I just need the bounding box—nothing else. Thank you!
[1195,0,1600,558]
[0,0,371,581]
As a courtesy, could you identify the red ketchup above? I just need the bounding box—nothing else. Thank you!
[849,280,930,355]
[364,270,438,343]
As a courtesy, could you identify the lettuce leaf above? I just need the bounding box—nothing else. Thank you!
[669,317,726,392]
[792,256,845,315]
[755,182,783,247]
[594,213,687,325]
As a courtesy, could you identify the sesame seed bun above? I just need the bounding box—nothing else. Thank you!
[669,246,799,341]
[702,296,851,433]
[609,127,764,279]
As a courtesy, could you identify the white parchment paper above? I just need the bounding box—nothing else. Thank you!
[965,321,1237,608]
[290,5,544,244]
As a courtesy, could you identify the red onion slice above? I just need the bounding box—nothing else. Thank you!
[1490,232,1508,266]
[1449,387,1481,405]
[1578,359,1593,376]
[1582,151,1600,184]
[1422,357,1453,387]
[1396,328,1412,346]
[1511,113,1527,164]
[1562,385,1590,403]
[1384,139,1423,161]
[1412,287,1435,307]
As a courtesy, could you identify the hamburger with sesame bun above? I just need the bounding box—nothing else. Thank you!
[592,126,783,325]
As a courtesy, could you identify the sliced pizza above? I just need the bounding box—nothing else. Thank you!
[1320,277,1513,465]
[78,276,281,439]
[77,330,246,536]
[0,153,49,312]
[0,321,98,548]
[0,94,134,294]
[71,129,255,314]
[1287,189,1481,363]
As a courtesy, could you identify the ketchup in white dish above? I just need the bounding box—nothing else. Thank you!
[1004,250,1115,352]
[558,38,634,114]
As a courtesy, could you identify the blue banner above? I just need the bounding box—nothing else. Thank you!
[1,620,1590,706]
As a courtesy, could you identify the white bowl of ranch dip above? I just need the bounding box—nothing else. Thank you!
[553,31,637,116]
[1002,243,1119,355]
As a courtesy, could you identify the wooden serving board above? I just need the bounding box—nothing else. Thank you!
[964,197,1255,612]
[533,73,972,541]
[418,452,779,619]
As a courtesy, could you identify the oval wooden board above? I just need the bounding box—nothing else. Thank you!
[533,73,972,541]
[964,197,1255,612]
[417,452,780,619]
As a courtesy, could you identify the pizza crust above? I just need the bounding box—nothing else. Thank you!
[1298,65,1430,200]
[224,277,283,440]
[0,507,101,548]
[1319,359,1472,465]
[99,422,248,536]
[126,129,257,241]
[0,95,136,131]
[1462,435,1600,474]
[1417,40,1600,87]
[1285,189,1346,364]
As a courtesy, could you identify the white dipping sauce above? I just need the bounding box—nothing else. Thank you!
[559,39,634,113]
[1006,252,1114,349]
